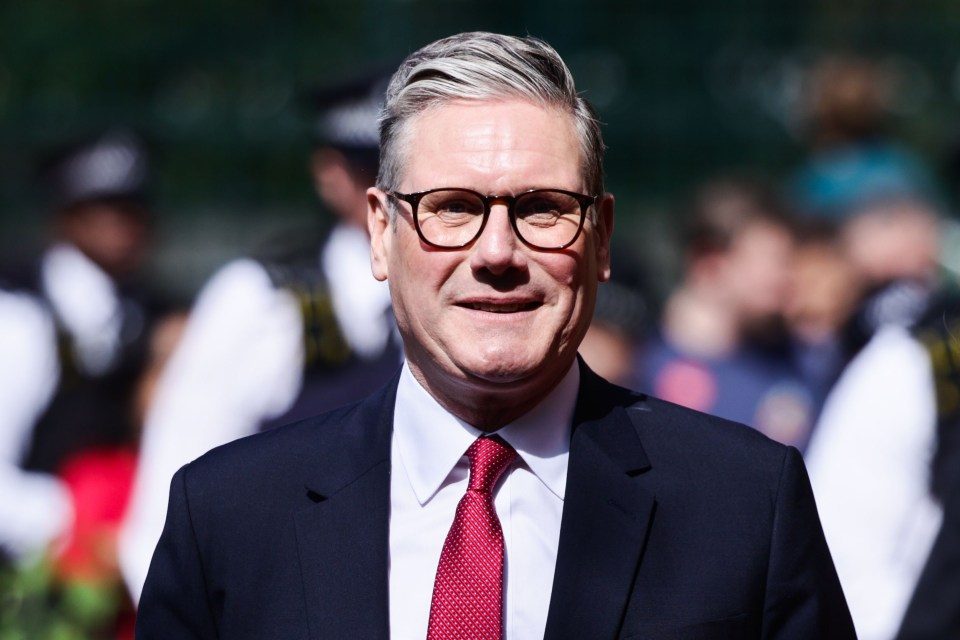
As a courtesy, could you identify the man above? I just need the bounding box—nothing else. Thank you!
[633,178,816,450]
[806,323,940,640]
[801,197,945,640]
[137,32,855,638]
[893,293,960,638]
[119,73,399,601]
[0,129,164,561]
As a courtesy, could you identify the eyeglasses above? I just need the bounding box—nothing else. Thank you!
[387,187,598,251]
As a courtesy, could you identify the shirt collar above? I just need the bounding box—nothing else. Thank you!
[394,361,578,506]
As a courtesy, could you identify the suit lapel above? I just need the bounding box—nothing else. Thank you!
[544,366,657,640]
[294,378,397,640]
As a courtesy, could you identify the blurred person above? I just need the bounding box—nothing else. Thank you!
[828,196,942,364]
[805,323,941,640]
[119,72,400,602]
[788,52,945,354]
[790,54,940,220]
[0,129,166,562]
[55,310,187,582]
[803,196,945,640]
[896,300,960,638]
[0,129,170,640]
[0,303,187,640]
[50,310,187,640]
[892,241,960,640]
[842,197,940,287]
[2,129,165,474]
[791,53,958,640]
[632,177,815,450]
[783,222,863,413]
[785,52,945,413]
[135,31,854,638]
[578,251,649,386]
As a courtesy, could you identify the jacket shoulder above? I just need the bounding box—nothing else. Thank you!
[584,370,793,489]
[180,375,396,497]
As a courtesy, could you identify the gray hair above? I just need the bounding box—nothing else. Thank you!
[377,32,605,200]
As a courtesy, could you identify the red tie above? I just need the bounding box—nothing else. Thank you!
[427,436,518,640]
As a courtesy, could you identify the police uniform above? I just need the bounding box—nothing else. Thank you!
[119,73,401,601]
[0,129,165,560]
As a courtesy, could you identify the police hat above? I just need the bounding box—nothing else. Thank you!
[40,128,151,212]
[302,69,389,172]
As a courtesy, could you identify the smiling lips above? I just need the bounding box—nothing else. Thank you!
[459,301,541,313]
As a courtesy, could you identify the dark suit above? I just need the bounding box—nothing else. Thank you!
[136,364,855,639]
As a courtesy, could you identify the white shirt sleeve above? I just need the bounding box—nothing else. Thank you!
[119,259,304,602]
[322,224,393,359]
[0,290,72,560]
[805,325,942,640]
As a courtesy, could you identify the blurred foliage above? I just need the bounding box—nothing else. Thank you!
[2,0,960,289]
[0,559,126,640]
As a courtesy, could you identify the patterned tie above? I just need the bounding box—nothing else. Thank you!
[426,435,518,640]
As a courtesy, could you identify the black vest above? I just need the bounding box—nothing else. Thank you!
[256,251,402,431]
[2,256,165,474]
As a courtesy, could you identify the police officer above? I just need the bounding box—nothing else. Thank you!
[119,72,401,602]
[0,128,166,559]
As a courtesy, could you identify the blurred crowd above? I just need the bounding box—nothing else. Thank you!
[3,53,960,639]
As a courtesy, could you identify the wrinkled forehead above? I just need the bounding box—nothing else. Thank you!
[395,98,587,191]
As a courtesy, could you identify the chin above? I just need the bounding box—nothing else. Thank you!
[458,353,541,385]
[465,347,571,388]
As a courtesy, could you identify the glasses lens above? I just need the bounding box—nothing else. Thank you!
[514,190,584,249]
[417,189,486,247]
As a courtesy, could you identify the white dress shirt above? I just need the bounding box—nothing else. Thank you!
[389,361,578,640]
[806,325,942,640]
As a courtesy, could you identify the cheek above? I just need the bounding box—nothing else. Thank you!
[390,242,459,321]
[539,254,592,331]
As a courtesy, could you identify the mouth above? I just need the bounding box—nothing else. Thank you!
[457,300,541,313]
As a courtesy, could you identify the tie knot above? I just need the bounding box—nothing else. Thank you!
[466,436,517,494]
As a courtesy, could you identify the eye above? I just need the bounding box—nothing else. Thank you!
[418,190,485,227]
[519,198,560,215]
[516,192,577,226]
[437,198,480,215]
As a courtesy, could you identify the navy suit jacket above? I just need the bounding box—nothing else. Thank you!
[136,364,855,639]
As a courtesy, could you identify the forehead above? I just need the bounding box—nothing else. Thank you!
[399,99,583,193]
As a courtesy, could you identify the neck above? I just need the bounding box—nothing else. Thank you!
[407,358,577,432]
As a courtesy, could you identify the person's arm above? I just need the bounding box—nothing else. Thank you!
[805,326,941,639]
[135,466,219,639]
[119,259,303,602]
[761,447,857,639]
[0,291,72,559]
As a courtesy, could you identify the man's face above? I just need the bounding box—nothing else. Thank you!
[723,220,794,322]
[369,99,613,425]
[60,201,151,277]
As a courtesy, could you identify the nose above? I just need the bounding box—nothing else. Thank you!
[469,202,526,275]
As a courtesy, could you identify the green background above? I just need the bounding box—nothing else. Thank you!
[2,0,958,295]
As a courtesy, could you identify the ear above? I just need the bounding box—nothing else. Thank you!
[594,193,615,282]
[368,187,391,282]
